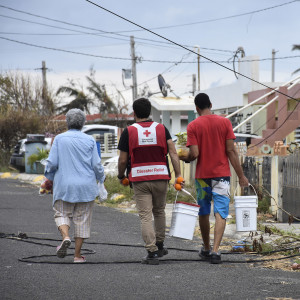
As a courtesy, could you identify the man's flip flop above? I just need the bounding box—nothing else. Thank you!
[56,238,71,258]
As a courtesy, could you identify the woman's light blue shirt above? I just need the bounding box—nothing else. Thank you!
[45,129,105,205]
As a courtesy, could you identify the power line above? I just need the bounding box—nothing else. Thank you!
[113,0,299,32]
[0,14,130,42]
[247,86,300,147]
[0,32,83,36]
[0,36,132,61]
[85,0,300,103]
[0,5,234,53]
[1,35,300,65]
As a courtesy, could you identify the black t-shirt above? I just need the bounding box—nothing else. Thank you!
[118,121,172,153]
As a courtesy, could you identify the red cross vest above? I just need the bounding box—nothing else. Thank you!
[128,121,170,182]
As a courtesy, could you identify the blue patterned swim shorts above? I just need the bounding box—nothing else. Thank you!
[195,177,231,219]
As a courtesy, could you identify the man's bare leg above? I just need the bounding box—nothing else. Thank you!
[212,213,226,253]
[199,214,210,250]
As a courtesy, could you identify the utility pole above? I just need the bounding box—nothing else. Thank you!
[271,49,276,82]
[194,46,200,91]
[192,74,196,95]
[130,36,138,101]
[41,61,47,100]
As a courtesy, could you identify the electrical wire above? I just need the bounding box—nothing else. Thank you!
[85,0,300,103]
[113,0,300,33]
[0,36,133,61]
[246,85,300,148]
[0,6,234,53]
[2,233,299,265]
[1,35,299,66]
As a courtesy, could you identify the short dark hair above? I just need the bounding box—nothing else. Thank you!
[133,98,151,119]
[194,93,211,110]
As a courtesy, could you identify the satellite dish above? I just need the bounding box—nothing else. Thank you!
[158,74,168,97]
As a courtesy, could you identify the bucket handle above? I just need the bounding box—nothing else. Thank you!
[174,191,179,209]
[234,183,258,205]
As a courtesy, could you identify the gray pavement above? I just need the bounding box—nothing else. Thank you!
[0,174,300,299]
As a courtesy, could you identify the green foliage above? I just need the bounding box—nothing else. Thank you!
[27,147,49,169]
[102,176,197,206]
[258,196,271,214]
[86,68,117,114]
[166,184,196,204]
[175,132,187,146]
[0,71,56,156]
[56,85,93,114]
[0,71,55,114]
[0,149,12,172]
[103,175,133,204]
[0,108,48,152]
[260,242,274,254]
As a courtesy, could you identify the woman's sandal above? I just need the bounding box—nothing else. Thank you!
[56,238,71,258]
[74,256,86,263]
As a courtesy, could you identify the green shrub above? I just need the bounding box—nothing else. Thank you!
[258,196,271,213]
[102,176,197,205]
[27,147,49,169]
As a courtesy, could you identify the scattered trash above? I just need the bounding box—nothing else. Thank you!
[291,263,300,270]
[232,240,253,252]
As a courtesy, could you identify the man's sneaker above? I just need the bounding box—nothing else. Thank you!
[141,251,159,265]
[210,251,222,264]
[198,247,211,261]
[156,242,168,257]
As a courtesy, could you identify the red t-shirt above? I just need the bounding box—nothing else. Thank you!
[186,114,236,179]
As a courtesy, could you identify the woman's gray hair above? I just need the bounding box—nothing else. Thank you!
[66,109,86,130]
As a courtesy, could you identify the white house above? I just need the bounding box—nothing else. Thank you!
[149,55,283,136]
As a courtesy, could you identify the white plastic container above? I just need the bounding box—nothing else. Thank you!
[234,188,258,232]
[169,201,200,240]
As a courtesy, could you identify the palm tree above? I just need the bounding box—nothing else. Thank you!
[86,68,117,115]
[292,44,300,74]
[56,85,93,115]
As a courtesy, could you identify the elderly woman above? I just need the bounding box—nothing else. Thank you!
[45,108,105,263]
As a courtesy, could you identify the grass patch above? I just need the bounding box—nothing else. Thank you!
[101,176,197,206]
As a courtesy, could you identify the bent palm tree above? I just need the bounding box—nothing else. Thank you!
[86,69,117,114]
[56,86,93,115]
[292,44,300,74]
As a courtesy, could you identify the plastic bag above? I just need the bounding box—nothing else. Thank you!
[98,182,108,202]
[39,177,53,195]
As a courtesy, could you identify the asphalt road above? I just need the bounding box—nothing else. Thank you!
[0,178,299,300]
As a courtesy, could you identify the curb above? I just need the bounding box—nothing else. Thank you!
[0,172,44,184]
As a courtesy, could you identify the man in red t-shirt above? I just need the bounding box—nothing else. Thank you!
[180,93,248,264]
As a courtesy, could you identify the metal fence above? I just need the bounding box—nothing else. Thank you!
[280,149,300,222]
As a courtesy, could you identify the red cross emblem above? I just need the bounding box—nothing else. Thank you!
[143,130,151,137]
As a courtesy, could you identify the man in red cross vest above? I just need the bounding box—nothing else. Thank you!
[118,98,183,265]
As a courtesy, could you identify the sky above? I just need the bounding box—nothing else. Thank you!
[0,0,300,111]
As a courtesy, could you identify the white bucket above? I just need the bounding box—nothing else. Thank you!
[234,185,258,232]
[169,201,200,240]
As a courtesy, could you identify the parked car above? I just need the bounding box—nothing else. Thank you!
[103,156,118,176]
[10,124,119,172]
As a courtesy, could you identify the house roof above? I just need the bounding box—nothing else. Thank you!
[149,95,195,111]
[53,113,133,122]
